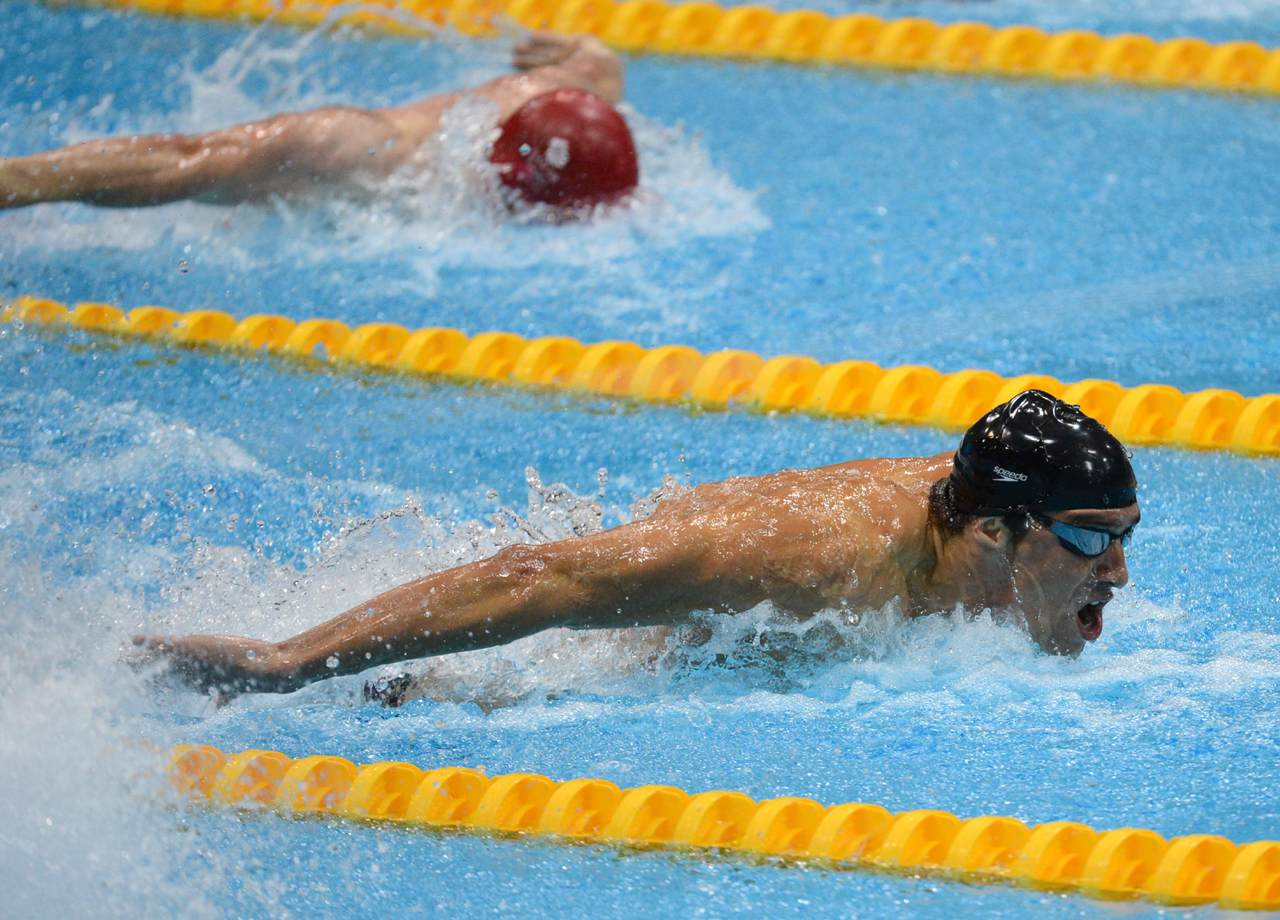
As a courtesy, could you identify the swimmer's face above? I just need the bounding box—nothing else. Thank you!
[1008,504,1140,656]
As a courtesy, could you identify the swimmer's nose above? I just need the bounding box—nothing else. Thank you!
[1096,541,1129,589]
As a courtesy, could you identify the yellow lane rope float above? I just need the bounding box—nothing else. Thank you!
[5,294,1279,455]
[78,0,1280,97]
[170,744,1280,910]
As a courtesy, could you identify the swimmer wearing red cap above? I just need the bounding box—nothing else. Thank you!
[0,32,637,214]
[133,391,1141,696]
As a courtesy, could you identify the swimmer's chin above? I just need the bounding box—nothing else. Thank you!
[1032,633,1088,658]
[992,609,1090,658]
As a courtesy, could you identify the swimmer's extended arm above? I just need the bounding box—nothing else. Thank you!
[0,106,420,209]
[135,511,768,694]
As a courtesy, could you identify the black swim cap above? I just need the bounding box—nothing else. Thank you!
[950,390,1137,514]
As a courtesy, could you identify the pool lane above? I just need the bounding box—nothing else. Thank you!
[3,4,1280,917]
[3,3,1280,394]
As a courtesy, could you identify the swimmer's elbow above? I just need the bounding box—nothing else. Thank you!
[491,526,718,629]
[261,644,306,688]
[290,108,408,177]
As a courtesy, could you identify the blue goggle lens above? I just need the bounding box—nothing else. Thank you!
[1037,516,1132,558]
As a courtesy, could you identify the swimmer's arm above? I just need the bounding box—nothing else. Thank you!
[0,106,421,209]
[136,513,765,694]
[509,32,624,104]
[398,31,624,129]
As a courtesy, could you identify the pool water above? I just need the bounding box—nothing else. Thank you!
[1,2,1279,918]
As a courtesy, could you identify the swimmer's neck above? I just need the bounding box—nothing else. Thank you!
[905,516,1014,618]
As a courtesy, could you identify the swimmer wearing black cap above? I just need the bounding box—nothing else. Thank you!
[0,32,637,215]
[132,390,1140,695]
[933,389,1138,653]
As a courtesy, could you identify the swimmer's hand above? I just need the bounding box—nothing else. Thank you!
[126,633,296,696]
[511,30,625,104]
[0,155,59,210]
[513,31,598,70]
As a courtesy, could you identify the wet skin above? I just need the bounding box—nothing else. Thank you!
[1008,506,1138,657]
[130,452,1140,695]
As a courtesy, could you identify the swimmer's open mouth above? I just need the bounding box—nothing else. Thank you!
[1077,600,1106,642]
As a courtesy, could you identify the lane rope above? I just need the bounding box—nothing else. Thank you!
[169,743,1280,910]
[72,0,1280,97]
[5,294,1278,454]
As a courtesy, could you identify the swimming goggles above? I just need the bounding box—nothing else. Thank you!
[1030,513,1133,558]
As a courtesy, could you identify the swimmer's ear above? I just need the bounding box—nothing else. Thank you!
[973,515,1018,555]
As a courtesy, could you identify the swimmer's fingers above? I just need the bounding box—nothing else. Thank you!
[122,633,175,669]
[512,31,582,70]
[124,634,244,700]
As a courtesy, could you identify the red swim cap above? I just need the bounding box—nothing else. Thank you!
[490,88,639,210]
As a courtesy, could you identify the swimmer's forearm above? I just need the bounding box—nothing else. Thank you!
[0,157,46,209]
[502,34,624,106]
[1,109,413,210]
[0,151,104,209]
[268,535,699,687]
[0,137,227,208]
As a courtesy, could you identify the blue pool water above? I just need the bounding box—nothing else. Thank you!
[1,2,1279,918]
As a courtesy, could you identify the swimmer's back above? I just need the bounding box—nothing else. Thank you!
[645,453,953,615]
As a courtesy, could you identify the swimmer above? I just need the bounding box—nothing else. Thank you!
[0,31,636,213]
[132,390,1141,696]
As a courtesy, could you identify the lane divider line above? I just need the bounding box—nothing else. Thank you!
[5,294,1279,455]
[78,0,1280,97]
[170,744,1280,911]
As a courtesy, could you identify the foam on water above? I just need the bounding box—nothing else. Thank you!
[0,516,216,917]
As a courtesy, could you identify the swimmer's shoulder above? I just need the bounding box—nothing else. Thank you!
[814,452,954,488]
[641,453,952,524]
[793,453,951,537]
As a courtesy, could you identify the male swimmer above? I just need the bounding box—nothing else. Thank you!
[133,390,1140,695]
[0,32,637,213]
